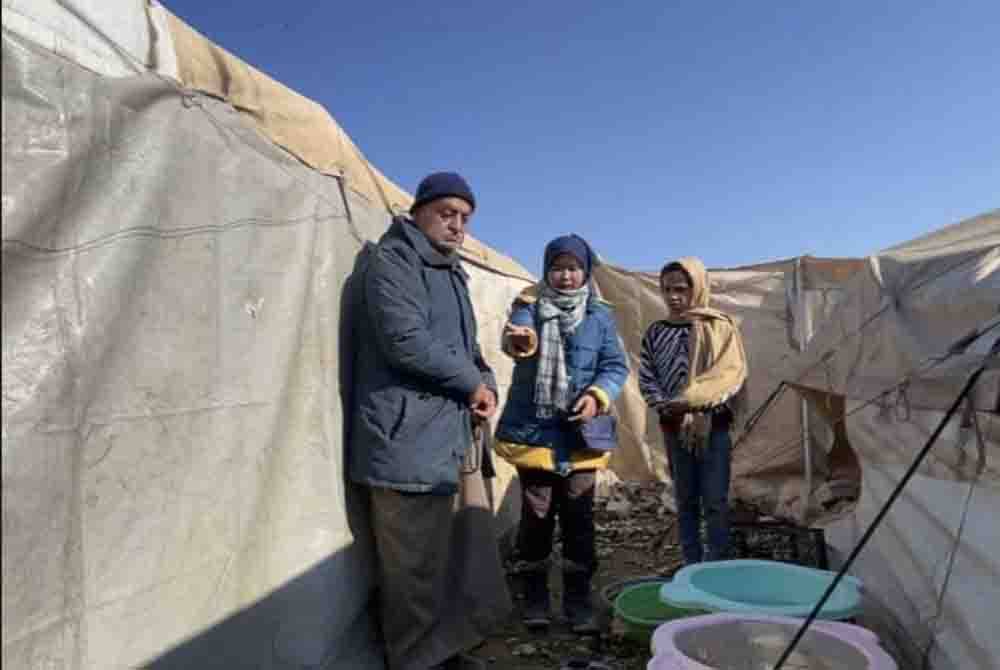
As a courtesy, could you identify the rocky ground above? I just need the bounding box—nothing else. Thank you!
[470,481,689,670]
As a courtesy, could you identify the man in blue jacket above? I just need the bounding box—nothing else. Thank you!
[349,172,500,670]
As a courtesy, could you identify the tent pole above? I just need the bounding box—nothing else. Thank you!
[800,396,812,524]
[794,257,814,525]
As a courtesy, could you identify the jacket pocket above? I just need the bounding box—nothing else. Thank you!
[393,390,450,441]
[361,389,398,440]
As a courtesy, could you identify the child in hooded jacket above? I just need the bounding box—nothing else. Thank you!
[638,258,748,564]
[494,235,629,633]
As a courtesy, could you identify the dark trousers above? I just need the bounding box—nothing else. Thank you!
[665,427,732,564]
[516,468,597,575]
[370,488,455,670]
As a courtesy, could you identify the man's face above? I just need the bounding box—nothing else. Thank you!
[661,270,693,316]
[412,197,472,254]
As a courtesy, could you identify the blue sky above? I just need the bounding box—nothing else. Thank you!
[165,1,998,273]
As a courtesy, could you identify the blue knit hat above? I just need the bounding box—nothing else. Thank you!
[543,235,594,280]
[411,172,476,213]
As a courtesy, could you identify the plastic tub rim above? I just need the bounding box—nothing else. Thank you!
[660,559,863,621]
[613,580,700,628]
[648,613,897,670]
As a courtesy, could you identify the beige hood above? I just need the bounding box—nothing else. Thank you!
[661,257,749,443]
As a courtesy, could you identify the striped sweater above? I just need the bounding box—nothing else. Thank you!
[638,321,690,406]
[638,321,731,415]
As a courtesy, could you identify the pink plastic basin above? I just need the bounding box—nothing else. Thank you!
[648,613,897,670]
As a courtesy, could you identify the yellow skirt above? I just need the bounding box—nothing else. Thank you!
[493,439,610,472]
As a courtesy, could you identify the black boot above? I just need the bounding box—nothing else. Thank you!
[520,561,551,629]
[562,567,598,635]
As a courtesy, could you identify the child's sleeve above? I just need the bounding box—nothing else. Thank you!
[638,326,668,407]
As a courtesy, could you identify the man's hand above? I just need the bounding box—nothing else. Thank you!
[469,383,497,420]
[569,393,599,423]
[504,324,536,356]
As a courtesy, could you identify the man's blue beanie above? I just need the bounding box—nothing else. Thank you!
[411,172,476,213]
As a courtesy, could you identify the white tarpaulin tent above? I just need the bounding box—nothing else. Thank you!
[2,3,845,663]
[4,2,998,669]
[2,2,533,668]
[773,215,1000,669]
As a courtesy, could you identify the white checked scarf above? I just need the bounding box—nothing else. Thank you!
[534,282,590,417]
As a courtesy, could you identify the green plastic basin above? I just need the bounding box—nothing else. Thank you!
[613,580,705,646]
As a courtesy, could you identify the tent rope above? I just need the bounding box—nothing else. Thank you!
[733,381,787,449]
[921,395,988,669]
[921,472,980,668]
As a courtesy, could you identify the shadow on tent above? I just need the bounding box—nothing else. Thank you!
[144,487,383,669]
[147,243,386,669]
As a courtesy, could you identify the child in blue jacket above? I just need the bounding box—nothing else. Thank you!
[494,235,629,633]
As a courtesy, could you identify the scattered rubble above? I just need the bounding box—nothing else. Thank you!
[511,643,537,657]
[603,498,632,517]
[594,481,685,577]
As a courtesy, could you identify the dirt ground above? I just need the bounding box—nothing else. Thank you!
[469,481,685,670]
